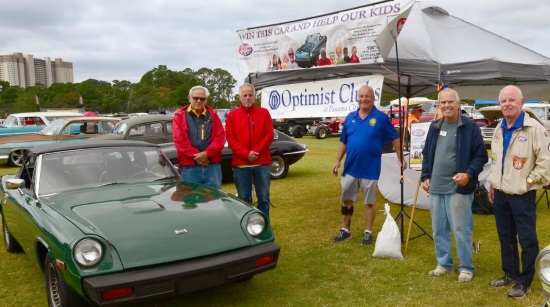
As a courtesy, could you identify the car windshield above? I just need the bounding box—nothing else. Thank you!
[530,107,546,120]
[37,146,179,196]
[38,119,69,135]
[1,115,19,127]
[112,122,128,134]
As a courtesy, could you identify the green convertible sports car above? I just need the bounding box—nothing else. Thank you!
[0,140,279,306]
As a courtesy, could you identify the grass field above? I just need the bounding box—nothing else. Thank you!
[0,136,548,306]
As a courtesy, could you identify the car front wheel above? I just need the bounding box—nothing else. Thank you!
[314,126,329,139]
[2,214,22,253]
[46,253,83,307]
[270,155,289,179]
[8,149,27,166]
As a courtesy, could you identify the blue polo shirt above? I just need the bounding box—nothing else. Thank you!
[340,107,398,179]
[501,111,524,172]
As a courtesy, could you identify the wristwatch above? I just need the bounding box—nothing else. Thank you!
[527,177,534,184]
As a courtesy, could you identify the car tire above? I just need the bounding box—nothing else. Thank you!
[8,149,27,166]
[270,155,289,179]
[45,253,84,307]
[2,214,22,253]
[285,121,297,136]
[291,125,305,138]
[314,126,328,139]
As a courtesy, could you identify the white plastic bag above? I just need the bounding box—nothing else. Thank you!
[372,203,404,259]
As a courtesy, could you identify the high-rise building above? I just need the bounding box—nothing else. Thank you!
[0,52,74,88]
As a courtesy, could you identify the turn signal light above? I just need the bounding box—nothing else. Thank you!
[101,287,133,300]
[255,255,274,267]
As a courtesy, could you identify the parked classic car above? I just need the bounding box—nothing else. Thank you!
[478,105,550,147]
[0,117,120,166]
[536,244,550,306]
[96,115,308,179]
[295,33,327,68]
[0,111,83,138]
[0,140,279,306]
[290,117,344,139]
[94,114,173,144]
[162,129,308,180]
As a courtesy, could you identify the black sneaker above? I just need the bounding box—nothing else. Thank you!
[361,231,373,245]
[489,276,515,287]
[333,230,351,242]
[508,283,531,299]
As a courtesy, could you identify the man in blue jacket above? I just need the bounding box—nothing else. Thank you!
[421,88,488,283]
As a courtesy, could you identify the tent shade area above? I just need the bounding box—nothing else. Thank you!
[245,1,550,100]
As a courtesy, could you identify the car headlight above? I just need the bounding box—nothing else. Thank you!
[246,213,266,237]
[74,239,103,267]
[537,245,550,302]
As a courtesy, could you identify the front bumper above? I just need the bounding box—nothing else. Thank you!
[83,242,280,305]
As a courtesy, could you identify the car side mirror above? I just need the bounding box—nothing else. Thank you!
[6,178,25,190]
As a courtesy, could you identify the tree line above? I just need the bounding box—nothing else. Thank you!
[0,65,238,116]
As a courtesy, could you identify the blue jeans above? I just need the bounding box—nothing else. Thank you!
[233,165,271,217]
[179,164,222,190]
[493,190,538,287]
[429,192,475,272]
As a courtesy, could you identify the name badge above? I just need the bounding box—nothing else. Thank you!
[439,131,447,136]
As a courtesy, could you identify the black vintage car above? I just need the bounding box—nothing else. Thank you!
[162,130,308,180]
[94,115,308,179]
[295,33,327,68]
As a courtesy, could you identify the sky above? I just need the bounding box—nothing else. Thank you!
[2,0,549,90]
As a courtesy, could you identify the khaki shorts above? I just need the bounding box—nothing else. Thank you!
[340,174,377,205]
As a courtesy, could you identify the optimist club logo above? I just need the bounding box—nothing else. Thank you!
[238,43,253,56]
[268,91,281,110]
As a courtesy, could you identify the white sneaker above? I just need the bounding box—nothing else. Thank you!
[458,271,474,282]
[428,265,450,276]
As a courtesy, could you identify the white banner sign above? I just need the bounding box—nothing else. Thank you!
[237,0,414,73]
[261,75,384,118]
[409,121,431,171]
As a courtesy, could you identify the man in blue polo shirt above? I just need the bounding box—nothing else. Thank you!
[332,85,406,244]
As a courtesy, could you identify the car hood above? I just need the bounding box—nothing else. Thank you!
[41,182,258,269]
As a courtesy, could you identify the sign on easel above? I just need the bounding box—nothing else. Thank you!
[409,122,431,170]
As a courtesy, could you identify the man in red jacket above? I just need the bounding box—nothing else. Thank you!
[173,85,226,189]
[225,83,274,217]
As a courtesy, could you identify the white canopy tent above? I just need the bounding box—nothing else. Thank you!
[389,97,436,107]
[246,1,550,100]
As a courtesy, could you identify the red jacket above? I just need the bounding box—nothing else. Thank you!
[172,105,225,166]
[225,104,273,167]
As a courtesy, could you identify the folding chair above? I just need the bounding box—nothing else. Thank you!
[536,184,550,209]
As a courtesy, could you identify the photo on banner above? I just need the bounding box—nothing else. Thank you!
[236,0,415,73]
[409,121,431,170]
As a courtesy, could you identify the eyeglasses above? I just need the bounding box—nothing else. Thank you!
[192,97,207,102]
[288,53,294,56]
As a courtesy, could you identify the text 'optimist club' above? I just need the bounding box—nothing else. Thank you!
[267,82,381,113]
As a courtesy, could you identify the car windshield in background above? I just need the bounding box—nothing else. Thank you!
[38,119,70,135]
[1,116,19,127]
[216,109,230,123]
[38,146,178,196]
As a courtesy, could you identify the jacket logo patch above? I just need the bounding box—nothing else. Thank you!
[512,155,527,170]
[494,134,501,143]
[369,118,377,126]
[517,136,527,143]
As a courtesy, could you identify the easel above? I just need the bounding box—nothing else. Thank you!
[404,175,433,256]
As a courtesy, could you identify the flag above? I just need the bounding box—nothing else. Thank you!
[374,0,415,61]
